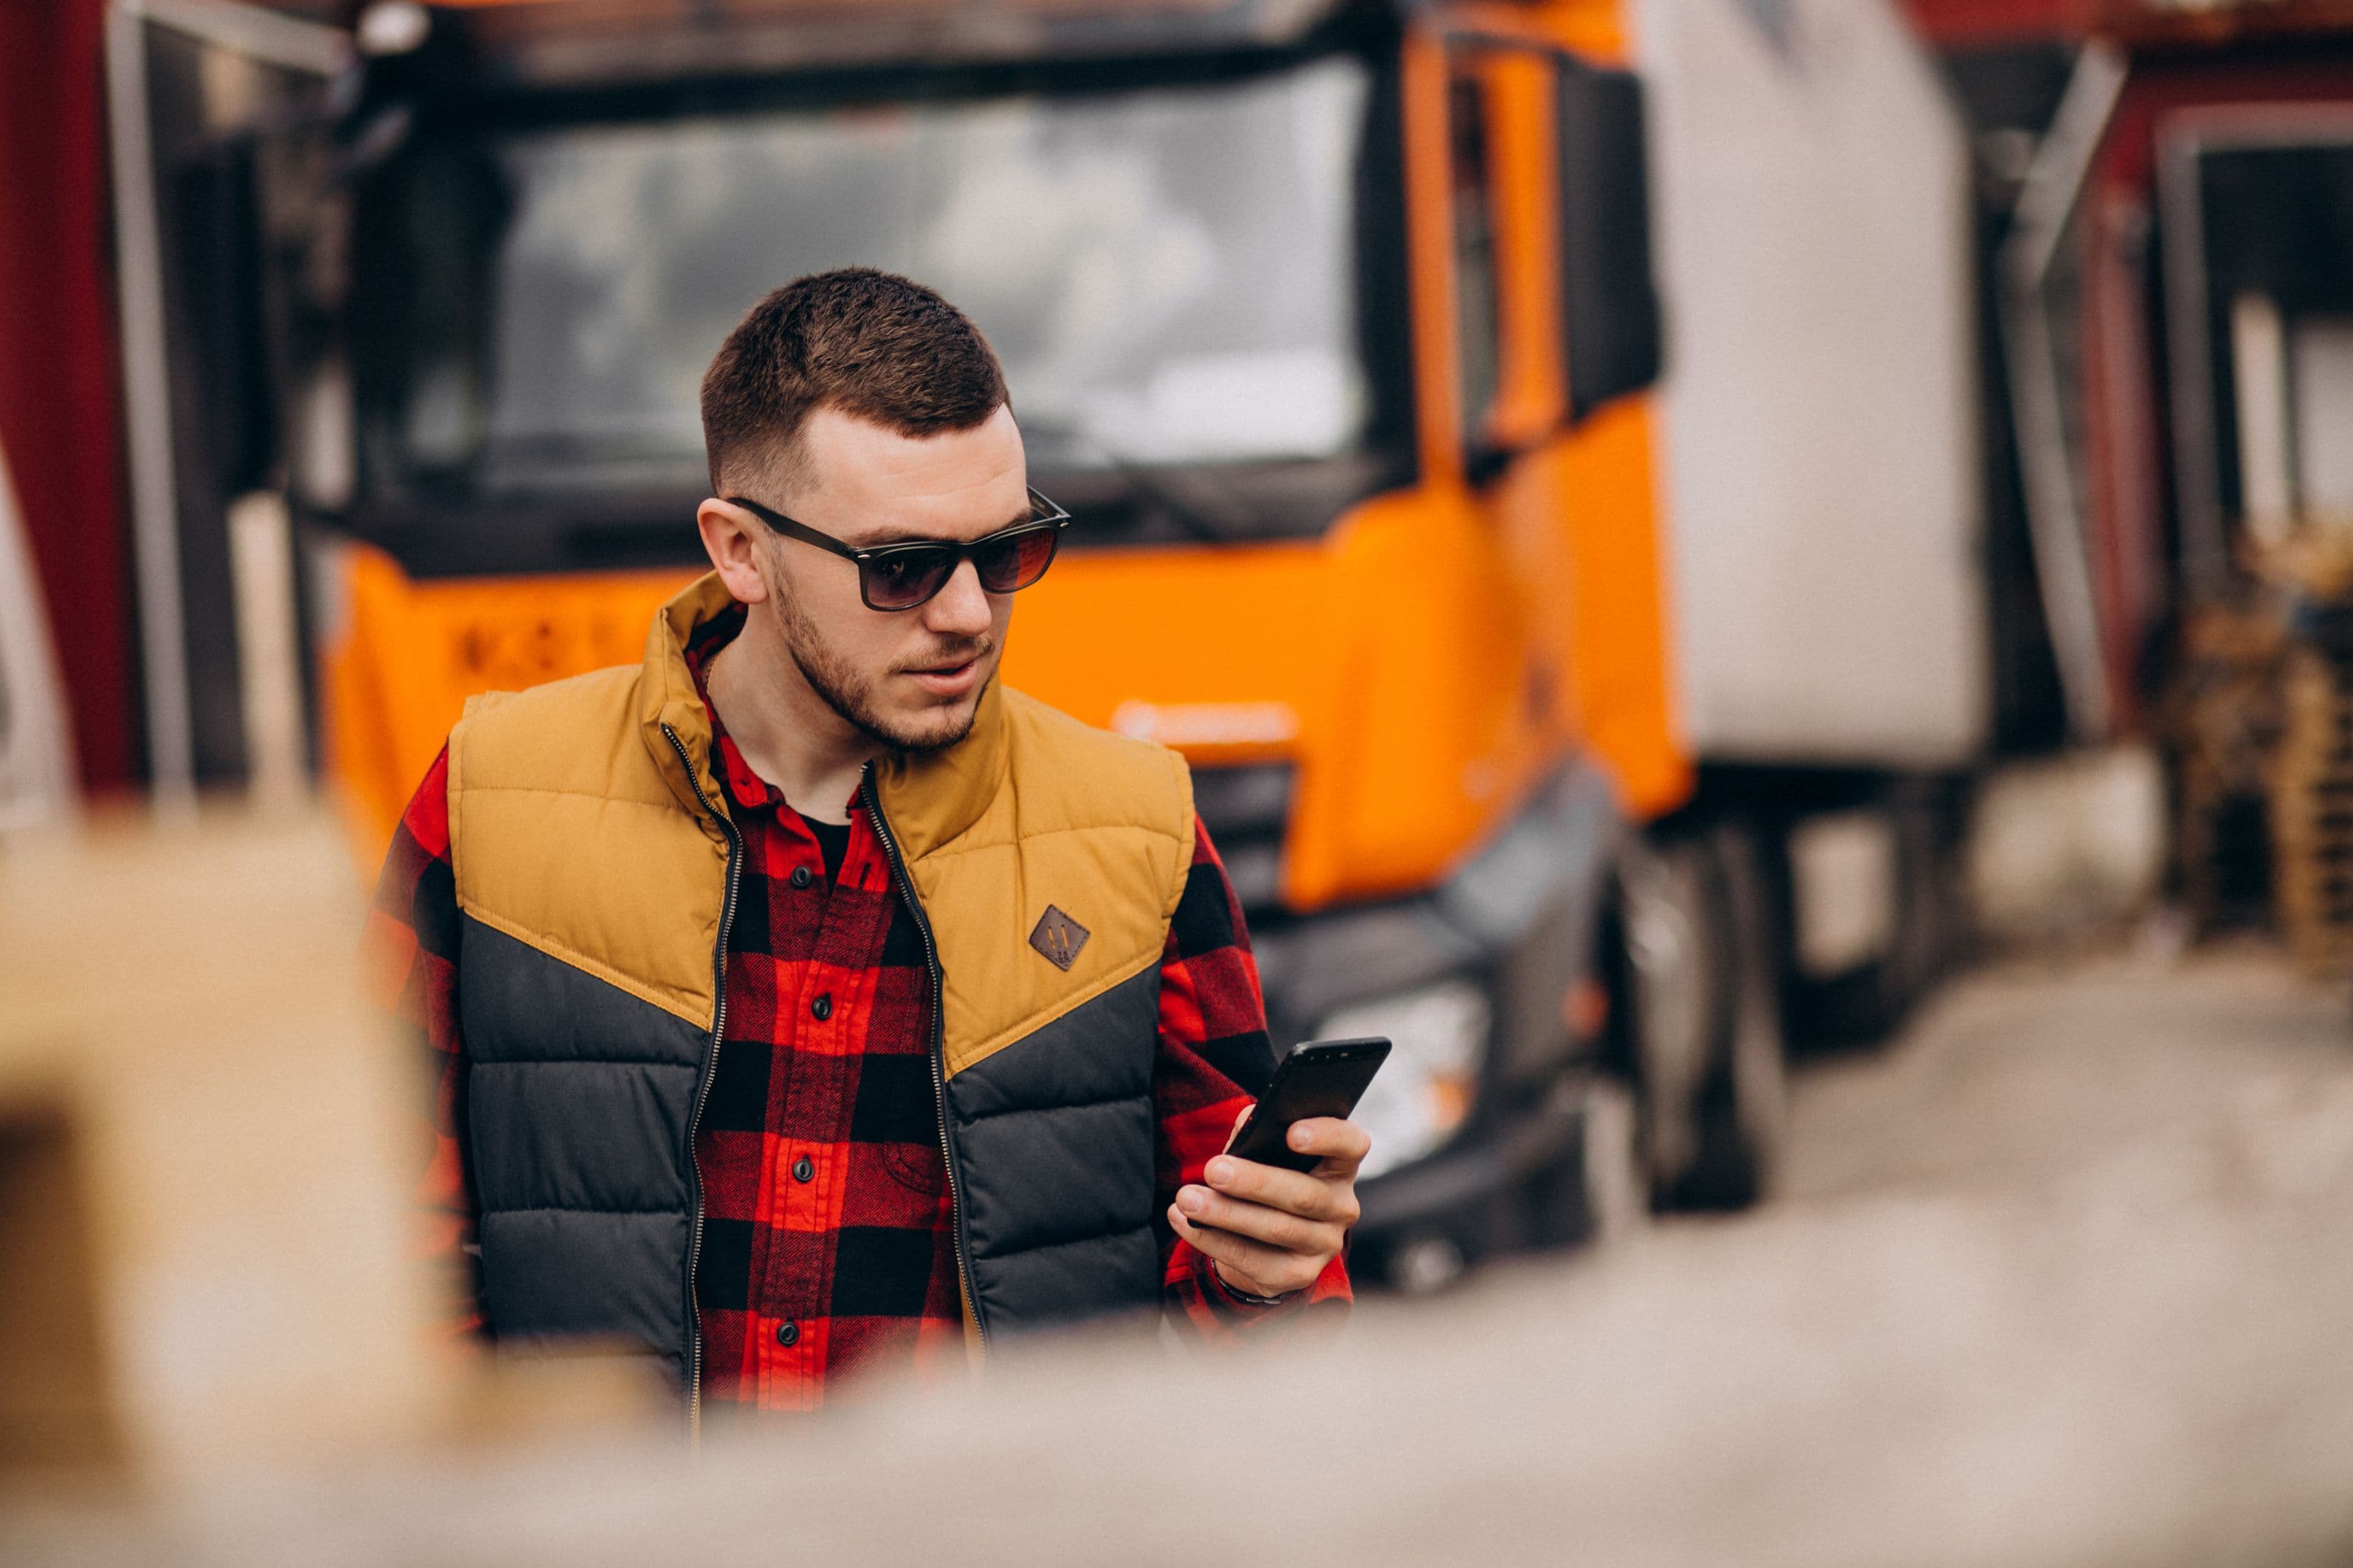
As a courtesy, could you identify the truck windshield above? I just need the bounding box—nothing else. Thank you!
[357,55,1381,506]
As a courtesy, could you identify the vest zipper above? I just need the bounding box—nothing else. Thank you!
[860,760,986,1354]
[663,723,742,1439]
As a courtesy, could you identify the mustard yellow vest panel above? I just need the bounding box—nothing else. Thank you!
[438,570,1200,1357]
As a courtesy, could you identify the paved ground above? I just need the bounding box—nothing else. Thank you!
[1783,941,2353,1204]
[16,944,2353,1567]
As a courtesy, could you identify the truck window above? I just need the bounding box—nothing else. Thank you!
[1555,58,1662,422]
[353,57,1385,506]
[1449,68,1504,455]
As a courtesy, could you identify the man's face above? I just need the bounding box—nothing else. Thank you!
[739,403,1027,753]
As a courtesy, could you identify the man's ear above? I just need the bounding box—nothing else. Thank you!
[696,498,771,605]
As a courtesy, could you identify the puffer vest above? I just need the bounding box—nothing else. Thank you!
[443,573,1195,1389]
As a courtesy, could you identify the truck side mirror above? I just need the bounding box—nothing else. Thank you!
[1465,439,1515,488]
[1556,60,1663,425]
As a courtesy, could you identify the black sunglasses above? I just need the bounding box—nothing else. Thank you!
[724,487,1073,612]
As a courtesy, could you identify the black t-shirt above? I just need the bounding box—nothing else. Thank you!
[799,812,851,884]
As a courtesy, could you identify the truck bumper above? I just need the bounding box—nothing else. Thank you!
[1348,1081,1597,1291]
[1247,760,1627,1291]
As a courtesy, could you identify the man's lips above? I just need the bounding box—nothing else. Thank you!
[901,651,986,695]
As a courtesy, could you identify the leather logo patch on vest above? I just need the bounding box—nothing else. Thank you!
[1028,905,1090,971]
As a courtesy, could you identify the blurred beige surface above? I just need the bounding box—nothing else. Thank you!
[7,948,2353,1566]
[0,809,457,1486]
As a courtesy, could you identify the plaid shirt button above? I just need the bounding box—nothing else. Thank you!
[776,1320,799,1348]
[791,1155,814,1183]
[812,993,832,1021]
[789,865,813,889]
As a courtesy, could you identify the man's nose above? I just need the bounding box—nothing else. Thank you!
[924,559,994,637]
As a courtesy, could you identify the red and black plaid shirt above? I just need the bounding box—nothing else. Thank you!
[366,609,1348,1412]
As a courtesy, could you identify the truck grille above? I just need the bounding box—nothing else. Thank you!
[1190,763,1294,924]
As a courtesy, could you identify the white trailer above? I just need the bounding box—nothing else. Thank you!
[1638,0,1985,1033]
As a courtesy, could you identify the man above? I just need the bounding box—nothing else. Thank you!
[368,268,1365,1417]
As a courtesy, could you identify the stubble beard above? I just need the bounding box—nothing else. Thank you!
[770,587,991,756]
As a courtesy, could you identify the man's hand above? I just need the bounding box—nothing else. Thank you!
[1168,1111,1369,1300]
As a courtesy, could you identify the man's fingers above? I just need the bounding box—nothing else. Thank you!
[1179,1109,1363,1297]
[1202,1154,1361,1227]
[1285,1116,1371,1170]
[1174,1184,1346,1256]
[1168,1205,1316,1295]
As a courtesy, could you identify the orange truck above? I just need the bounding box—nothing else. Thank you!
[113,0,1984,1285]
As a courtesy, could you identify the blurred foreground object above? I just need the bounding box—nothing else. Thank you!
[0,809,445,1483]
[0,808,660,1490]
[13,952,2353,1567]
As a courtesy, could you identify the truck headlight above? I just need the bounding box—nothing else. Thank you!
[1315,978,1490,1181]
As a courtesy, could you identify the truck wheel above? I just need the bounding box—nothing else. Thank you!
[1667,823,1788,1209]
[1614,834,1724,1206]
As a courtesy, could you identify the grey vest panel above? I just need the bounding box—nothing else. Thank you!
[457,911,1171,1360]
[970,1228,1161,1325]
[459,915,707,1375]
[945,967,1165,1333]
[476,1209,693,1360]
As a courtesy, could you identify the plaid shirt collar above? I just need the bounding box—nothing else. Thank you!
[679,601,779,815]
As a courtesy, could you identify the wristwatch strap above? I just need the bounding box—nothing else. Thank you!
[1210,1264,1299,1309]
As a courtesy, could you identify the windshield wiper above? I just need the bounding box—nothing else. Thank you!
[1015,420,1253,546]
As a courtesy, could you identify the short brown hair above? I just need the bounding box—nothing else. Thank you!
[699,268,1008,496]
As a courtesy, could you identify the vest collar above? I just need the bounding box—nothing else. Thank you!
[640,570,1009,851]
[872,679,1009,862]
[638,572,736,820]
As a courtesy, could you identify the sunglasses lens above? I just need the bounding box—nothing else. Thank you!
[864,547,956,609]
[974,528,1060,594]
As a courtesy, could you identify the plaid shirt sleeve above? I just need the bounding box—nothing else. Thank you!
[360,744,483,1334]
[1156,818,1353,1337]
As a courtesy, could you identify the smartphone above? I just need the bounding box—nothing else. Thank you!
[1224,1037,1391,1173]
